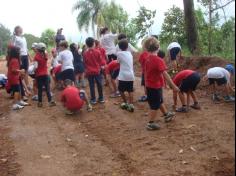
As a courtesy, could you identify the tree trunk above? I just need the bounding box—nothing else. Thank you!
[183,0,200,55]
[208,0,213,55]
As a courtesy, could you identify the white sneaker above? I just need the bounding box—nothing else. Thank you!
[12,104,24,110]
[18,101,29,106]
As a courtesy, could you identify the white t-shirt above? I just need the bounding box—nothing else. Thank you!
[13,35,28,56]
[167,42,181,51]
[117,51,135,81]
[51,56,59,68]
[207,67,231,83]
[100,33,118,55]
[57,50,74,71]
[116,43,138,54]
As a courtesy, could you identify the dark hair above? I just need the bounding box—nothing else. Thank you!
[86,37,95,48]
[157,50,166,59]
[118,33,127,41]
[7,46,20,66]
[70,43,77,53]
[151,35,158,40]
[100,27,109,35]
[14,26,21,35]
[118,39,129,51]
[64,79,73,87]
[144,37,160,52]
[38,49,47,60]
[59,40,68,48]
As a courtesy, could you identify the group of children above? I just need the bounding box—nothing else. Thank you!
[4,26,235,131]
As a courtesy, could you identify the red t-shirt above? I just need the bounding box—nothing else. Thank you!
[105,60,120,74]
[53,64,62,75]
[83,48,103,75]
[139,51,149,74]
[145,55,167,89]
[61,86,84,111]
[34,52,48,77]
[173,70,195,86]
[8,58,20,85]
[96,47,107,66]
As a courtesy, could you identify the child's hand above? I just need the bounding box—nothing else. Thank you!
[173,85,180,92]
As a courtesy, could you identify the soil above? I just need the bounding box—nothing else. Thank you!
[0,57,235,176]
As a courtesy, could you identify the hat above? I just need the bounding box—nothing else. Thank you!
[36,42,46,50]
[225,64,235,74]
[31,43,38,49]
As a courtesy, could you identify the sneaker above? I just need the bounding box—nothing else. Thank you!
[12,104,24,110]
[32,95,38,101]
[49,101,56,107]
[224,96,235,102]
[18,101,29,106]
[121,103,129,110]
[38,102,43,108]
[23,96,28,102]
[90,100,97,105]
[212,94,221,102]
[146,123,161,131]
[65,109,74,115]
[164,112,175,123]
[176,106,188,113]
[99,99,105,104]
[138,95,148,102]
[110,92,121,98]
[127,104,135,112]
[190,102,201,110]
[87,104,93,112]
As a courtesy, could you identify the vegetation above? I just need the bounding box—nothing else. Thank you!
[40,29,56,47]
[0,24,11,56]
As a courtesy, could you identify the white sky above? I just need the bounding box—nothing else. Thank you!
[0,0,235,43]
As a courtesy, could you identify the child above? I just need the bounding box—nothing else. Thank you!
[83,37,104,104]
[61,79,92,115]
[172,70,201,112]
[7,46,29,110]
[57,41,75,83]
[70,43,85,88]
[100,27,118,63]
[167,41,182,72]
[34,43,56,107]
[117,39,135,112]
[116,34,137,54]
[105,60,120,98]
[205,65,235,102]
[144,37,179,131]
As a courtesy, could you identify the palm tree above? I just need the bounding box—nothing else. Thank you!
[73,0,106,37]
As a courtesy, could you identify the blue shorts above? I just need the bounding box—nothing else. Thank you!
[20,55,29,71]
[147,88,163,110]
[111,69,119,80]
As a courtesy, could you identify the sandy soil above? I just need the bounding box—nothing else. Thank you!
[0,57,235,176]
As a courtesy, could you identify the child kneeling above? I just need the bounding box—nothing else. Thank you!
[61,79,92,115]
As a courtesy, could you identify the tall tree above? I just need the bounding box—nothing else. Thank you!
[73,0,106,37]
[40,29,55,47]
[183,0,199,54]
[0,24,11,56]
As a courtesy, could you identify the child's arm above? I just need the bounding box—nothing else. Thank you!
[163,71,180,92]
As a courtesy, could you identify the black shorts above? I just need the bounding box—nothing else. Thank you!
[141,73,145,86]
[146,88,163,110]
[20,55,29,71]
[209,77,227,86]
[170,47,181,61]
[61,69,75,82]
[180,72,200,93]
[107,54,117,64]
[11,84,21,94]
[118,81,134,93]
[111,69,119,80]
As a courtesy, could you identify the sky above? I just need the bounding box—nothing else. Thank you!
[0,0,235,43]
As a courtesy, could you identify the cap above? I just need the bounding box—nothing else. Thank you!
[225,64,235,74]
[36,42,46,50]
[31,43,38,49]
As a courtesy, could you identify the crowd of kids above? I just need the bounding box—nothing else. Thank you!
[3,26,235,131]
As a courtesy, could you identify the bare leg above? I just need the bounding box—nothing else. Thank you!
[14,92,20,104]
[128,92,134,104]
[120,92,127,103]
[178,92,186,106]
[187,92,191,107]
[111,79,117,93]
[160,104,167,115]
[148,110,158,122]
[190,91,198,103]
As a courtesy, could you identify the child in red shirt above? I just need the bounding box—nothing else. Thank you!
[172,70,201,112]
[7,46,29,110]
[105,60,120,98]
[34,43,56,107]
[144,37,179,131]
[83,37,104,104]
[61,79,92,115]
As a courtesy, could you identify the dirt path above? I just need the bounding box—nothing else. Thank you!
[0,79,234,176]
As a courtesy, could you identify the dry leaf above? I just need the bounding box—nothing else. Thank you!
[190,146,197,152]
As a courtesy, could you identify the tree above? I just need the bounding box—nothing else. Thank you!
[160,6,186,45]
[183,0,199,54]
[24,33,40,50]
[132,6,156,39]
[40,29,55,47]
[0,24,11,56]
[73,0,106,37]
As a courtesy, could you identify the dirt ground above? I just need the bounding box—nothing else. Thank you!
[0,57,235,176]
